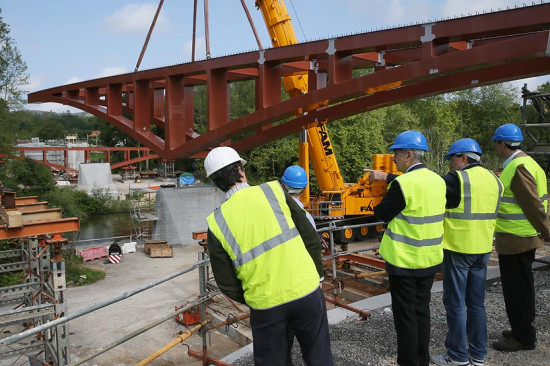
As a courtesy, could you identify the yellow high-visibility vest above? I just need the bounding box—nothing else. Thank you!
[380,168,445,269]
[206,181,319,309]
[442,166,503,254]
[496,156,548,236]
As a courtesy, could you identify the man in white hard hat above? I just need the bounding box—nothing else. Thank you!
[204,146,333,366]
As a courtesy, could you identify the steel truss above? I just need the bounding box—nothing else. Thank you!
[28,4,550,160]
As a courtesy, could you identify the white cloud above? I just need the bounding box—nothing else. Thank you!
[102,3,170,35]
[27,75,44,93]
[507,76,550,94]
[181,38,206,62]
[64,76,84,85]
[26,102,83,114]
[96,66,128,78]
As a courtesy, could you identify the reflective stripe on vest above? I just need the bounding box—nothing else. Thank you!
[496,155,548,236]
[444,169,503,220]
[206,181,320,309]
[442,166,503,254]
[213,184,300,269]
[384,227,442,247]
[379,168,445,269]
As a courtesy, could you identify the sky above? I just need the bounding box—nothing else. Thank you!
[2,0,549,113]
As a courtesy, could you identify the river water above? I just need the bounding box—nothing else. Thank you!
[76,212,132,247]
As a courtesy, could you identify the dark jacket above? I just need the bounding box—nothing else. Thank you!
[441,162,482,210]
[207,189,323,305]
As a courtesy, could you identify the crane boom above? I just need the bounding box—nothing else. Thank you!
[255,0,397,242]
[255,0,346,199]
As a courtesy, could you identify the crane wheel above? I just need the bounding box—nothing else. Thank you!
[356,226,370,241]
[339,227,356,243]
[370,224,385,237]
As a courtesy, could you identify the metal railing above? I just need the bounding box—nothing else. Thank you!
[1,222,386,365]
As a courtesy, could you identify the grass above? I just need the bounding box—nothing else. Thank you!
[0,243,105,287]
[65,254,106,286]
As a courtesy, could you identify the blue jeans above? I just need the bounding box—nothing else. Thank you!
[442,250,490,362]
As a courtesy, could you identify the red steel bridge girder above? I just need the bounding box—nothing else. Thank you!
[2,147,158,173]
[28,4,550,160]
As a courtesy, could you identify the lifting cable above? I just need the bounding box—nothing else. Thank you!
[204,0,211,58]
[240,0,264,50]
[135,0,165,72]
[288,0,307,41]
[192,0,198,61]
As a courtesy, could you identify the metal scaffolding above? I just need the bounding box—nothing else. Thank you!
[129,187,159,244]
[0,237,70,365]
[0,190,79,366]
[157,160,175,178]
[521,85,550,165]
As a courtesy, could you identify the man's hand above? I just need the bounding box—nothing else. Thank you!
[364,169,388,182]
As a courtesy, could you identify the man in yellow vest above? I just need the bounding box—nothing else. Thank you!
[491,124,549,352]
[203,146,333,366]
[431,139,503,366]
[369,131,446,366]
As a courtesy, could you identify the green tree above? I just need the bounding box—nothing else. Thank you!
[408,95,461,174]
[5,157,56,192]
[245,135,298,184]
[450,84,521,171]
[36,119,67,140]
[330,110,386,182]
[0,8,29,110]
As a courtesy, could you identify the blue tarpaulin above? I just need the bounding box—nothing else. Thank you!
[179,173,195,185]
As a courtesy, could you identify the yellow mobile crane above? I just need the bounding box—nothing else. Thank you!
[256,0,398,242]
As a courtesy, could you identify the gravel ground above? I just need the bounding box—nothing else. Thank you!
[233,267,550,366]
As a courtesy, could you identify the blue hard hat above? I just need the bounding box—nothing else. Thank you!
[445,138,482,160]
[281,165,308,189]
[491,124,523,142]
[389,130,429,152]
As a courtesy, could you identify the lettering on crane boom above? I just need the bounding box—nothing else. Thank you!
[318,125,333,156]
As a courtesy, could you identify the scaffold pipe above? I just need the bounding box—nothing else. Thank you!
[136,319,210,366]
[0,259,209,346]
[70,293,217,366]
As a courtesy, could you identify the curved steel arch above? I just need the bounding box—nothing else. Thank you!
[29,4,550,159]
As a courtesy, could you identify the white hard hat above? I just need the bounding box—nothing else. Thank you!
[204,146,246,177]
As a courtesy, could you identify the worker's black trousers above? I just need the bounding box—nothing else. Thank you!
[389,273,434,366]
[499,249,537,346]
[250,287,334,366]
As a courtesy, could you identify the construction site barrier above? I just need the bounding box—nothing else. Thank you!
[78,246,108,262]
[109,254,122,264]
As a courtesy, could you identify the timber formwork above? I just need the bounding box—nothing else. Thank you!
[0,190,80,365]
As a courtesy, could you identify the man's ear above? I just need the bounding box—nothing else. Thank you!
[238,166,246,181]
